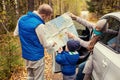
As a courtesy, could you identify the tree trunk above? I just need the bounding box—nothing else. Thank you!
[59,0,62,14]
[48,0,52,6]
[15,0,19,16]
[28,0,34,11]
[2,0,6,11]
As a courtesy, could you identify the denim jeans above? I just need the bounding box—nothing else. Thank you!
[76,61,86,80]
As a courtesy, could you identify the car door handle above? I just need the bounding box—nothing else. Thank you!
[102,60,108,68]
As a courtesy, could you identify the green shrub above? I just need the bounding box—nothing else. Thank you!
[0,33,23,80]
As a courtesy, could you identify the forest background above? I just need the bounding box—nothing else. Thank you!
[0,0,120,80]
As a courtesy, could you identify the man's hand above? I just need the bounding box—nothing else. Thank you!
[58,47,63,53]
[68,13,77,20]
[65,32,75,39]
[52,42,57,47]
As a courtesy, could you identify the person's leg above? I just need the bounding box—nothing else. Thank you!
[83,74,91,80]
[76,61,86,80]
[34,58,45,80]
[27,68,34,80]
[83,55,93,80]
[63,74,76,80]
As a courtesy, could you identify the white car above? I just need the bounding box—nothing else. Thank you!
[75,12,120,80]
[92,12,120,80]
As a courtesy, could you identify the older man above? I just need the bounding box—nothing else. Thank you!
[14,4,56,80]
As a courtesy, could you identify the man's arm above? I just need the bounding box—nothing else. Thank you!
[35,24,55,49]
[13,22,19,36]
[105,29,118,34]
[70,13,95,30]
[66,32,90,48]
[76,17,95,30]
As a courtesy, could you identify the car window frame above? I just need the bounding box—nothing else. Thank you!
[99,16,120,54]
[98,41,119,54]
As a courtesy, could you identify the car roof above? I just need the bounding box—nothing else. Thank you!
[100,12,120,21]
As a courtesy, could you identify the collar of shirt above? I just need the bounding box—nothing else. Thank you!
[69,51,78,55]
[33,11,43,20]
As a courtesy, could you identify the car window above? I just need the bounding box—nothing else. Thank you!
[100,17,120,53]
[74,21,91,41]
[73,21,86,35]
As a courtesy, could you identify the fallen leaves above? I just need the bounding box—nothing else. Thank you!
[10,50,62,80]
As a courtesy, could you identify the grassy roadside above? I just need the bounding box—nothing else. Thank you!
[0,33,24,80]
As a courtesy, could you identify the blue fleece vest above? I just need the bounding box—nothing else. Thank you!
[18,12,45,61]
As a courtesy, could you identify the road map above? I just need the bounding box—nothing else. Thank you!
[45,12,78,53]
[45,12,79,73]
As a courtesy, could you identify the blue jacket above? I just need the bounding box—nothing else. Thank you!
[56,51,79,76]
[18,12,45,61]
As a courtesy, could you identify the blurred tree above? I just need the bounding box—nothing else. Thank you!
[86,0,120,17]
[28,0,34,11]
[0,0,88,34]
